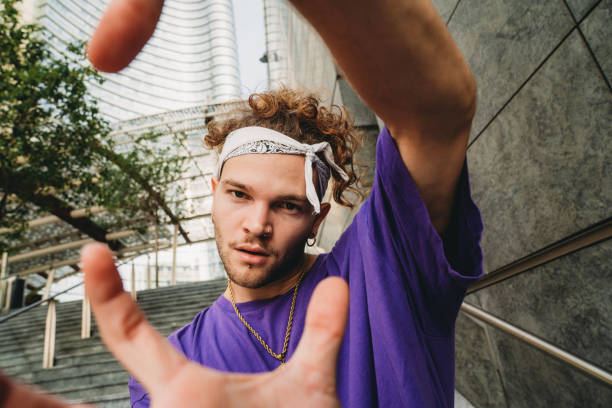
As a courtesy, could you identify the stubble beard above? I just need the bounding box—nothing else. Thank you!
[213,221,308,289]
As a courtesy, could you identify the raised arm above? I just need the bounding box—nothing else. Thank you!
[88,0,475,234]
[290,0,475,133]
[289,0,477,234]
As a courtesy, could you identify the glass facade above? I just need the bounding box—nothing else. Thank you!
[30,0,241,122]
[262,0,337,95]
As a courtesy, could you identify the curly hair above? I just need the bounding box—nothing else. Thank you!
[205,88,365,208]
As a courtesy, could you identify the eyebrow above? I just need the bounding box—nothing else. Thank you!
[221,179,309,204]
[221,179,250,191]
[277,194,309,204]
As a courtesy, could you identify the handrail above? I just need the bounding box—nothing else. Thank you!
[81,295,91,339]
[42,299,56,368]
[461,302,612,386]
[0,219,186,369]
[0,280,83,324]
[467,219,612,294]
[0,255,138,323]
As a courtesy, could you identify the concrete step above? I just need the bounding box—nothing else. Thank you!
[134,286,225,308]
[0,304,214,355]
[0,293,218,339]
[34,369,130,393]
[0,305,81,329]
[0,289,222,339]
[1,349,112,375]
[71,391,130,408]
[0,279,225,333]
[0,309,206,364]
[2,309,212,370]
[54,381,127,400]
[0,279,227,404]
[2,320,183,373]
[15,358,122,383]
[135,279,225,298]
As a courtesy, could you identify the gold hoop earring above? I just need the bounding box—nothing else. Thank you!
[306,234,316,247]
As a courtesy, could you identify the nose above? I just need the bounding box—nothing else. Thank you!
[242,202,271,238]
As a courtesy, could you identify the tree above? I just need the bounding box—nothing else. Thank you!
[0,0,186,253]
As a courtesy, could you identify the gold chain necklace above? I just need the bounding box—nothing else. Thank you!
[227,270,306,364]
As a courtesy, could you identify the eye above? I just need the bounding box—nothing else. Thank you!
[279,202,302,213]
[230,190,247,199]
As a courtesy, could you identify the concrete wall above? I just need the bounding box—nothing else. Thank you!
[265,1,612,406]
[443,0,612,406]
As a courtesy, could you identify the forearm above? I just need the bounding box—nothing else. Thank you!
[289,0,476,136]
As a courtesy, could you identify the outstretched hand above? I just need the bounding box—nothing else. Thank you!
[0,243,349,407]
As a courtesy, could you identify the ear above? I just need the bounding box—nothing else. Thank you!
[211,177,218,194]
[311,202,331,236]
[210,178,219,218]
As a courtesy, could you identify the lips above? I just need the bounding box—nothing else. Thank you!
[236,245,269,255]
[234,245,270,265]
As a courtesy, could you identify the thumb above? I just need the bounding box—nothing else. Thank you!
[289,277,349,379]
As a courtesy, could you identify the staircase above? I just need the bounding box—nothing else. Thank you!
[0,278,227,407]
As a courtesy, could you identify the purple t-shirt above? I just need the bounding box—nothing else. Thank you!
[129,127,484,407]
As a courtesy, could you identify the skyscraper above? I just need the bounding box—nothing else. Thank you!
[262,0,336,93]
[25,0,241,122]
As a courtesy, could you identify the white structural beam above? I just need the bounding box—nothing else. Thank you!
[0,206,106,234]
[7,213,211,265]
[2,193,211,242]
[15,237,215,279]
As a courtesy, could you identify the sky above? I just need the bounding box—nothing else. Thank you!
[232,0,268,97]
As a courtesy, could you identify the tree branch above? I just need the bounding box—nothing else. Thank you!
[6,176,124,251]
[92,141,191,243]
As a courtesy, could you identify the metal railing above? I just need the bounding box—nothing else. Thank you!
[0,277,84,369]
[0,262,135,370]
[0,223,183,369]
[0,279,82,325]
[460,303,612,387]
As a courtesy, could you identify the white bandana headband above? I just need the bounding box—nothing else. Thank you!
[214,126,349,214]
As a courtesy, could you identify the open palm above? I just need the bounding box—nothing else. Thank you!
[1,244,348,407]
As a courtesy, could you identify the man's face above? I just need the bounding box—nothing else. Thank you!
[211,154,328,289]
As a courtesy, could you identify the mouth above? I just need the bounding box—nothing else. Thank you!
[238,248,266,255]
[236,245,269,255]
[234,245,270,265]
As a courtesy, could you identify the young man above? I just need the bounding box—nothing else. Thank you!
[127,83,483,408]
[0,0,483,407]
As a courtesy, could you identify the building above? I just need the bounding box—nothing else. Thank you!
[22,0,241,122]
[262,0,337,95]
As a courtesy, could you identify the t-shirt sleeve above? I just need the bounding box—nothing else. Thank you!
[378,126,483,277]
[330,126,484,337]
[128,376,150,408]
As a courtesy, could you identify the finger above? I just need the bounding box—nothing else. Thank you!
[0,371,88,408]
[87,0,164,72]
[290,277,349,380]
[81,243,187,394]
